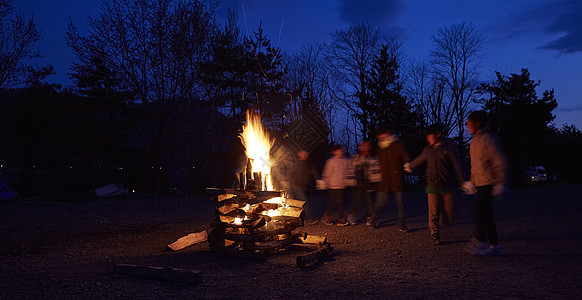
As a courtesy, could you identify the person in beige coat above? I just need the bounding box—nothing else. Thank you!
[465,111,507,256]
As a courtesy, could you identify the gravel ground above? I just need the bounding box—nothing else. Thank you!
[1,184,581,299]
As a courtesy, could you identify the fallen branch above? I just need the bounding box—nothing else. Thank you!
[113,264,202,284]
[296,243,334,268]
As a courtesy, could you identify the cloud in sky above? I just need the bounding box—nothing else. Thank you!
[537,0,582,53]
[493,0,582,54]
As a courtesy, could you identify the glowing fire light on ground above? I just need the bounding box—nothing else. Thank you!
[239,110,275,191]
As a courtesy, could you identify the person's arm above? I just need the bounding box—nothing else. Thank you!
[408,146,428,169]
[447,144,467,186]
[485,134,508,185]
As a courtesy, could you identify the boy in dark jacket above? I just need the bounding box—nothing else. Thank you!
[405,124,466,244]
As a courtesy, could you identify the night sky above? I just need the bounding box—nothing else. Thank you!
[13,0,582,128]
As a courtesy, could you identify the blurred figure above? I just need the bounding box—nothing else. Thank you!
[346,141,381,226]
[373,127,410,231]
[465,111,507,256]
[288,150,319,223]
[318,145,349,226]
[405,124,467,245]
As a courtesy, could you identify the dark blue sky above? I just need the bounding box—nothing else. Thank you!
[14,0,582,128]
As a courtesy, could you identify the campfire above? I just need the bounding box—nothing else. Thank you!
[206,110,330,262]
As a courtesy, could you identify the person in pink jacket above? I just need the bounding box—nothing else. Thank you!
[319,145,349,226]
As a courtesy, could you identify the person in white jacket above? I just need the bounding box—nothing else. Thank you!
[319,145,349,226]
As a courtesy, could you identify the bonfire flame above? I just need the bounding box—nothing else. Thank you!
[239,110,274,191]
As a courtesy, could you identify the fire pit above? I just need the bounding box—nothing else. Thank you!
[207,110,328,261]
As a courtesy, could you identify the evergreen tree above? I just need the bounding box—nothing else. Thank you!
[477,68,558,184]
[366,44,424,148]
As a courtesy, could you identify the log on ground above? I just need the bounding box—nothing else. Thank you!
[113,264,202,284]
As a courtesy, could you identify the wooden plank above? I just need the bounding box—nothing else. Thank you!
[297,234,327,245]
[222,233,267,242]
[167,231,208,251]
[113,264,202,284]
[218,203,239,214]
[217,193,236,202]
[296,244,334,268]
[285,198,306,208]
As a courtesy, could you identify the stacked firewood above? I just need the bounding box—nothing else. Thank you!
[207,188,320,259]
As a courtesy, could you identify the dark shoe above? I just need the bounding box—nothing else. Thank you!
[336,217,349,226]
[398,225,409,233]
[431,234,440,245]
[365,217,375,228]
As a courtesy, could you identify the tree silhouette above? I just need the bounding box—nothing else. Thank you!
[66,0,216,192]
[477,68,558,184]
[0,0,41,87]
[325,23,381,143]
[430,22,483,146]
[366,43,424,144]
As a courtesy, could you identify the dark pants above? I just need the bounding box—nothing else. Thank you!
[349,185,374,222]
[473,185,499,245]
[289,183,315,220]
[374,191,405,226]
[324,189,345,220]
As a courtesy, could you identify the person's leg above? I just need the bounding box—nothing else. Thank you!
[322,189,337,224]
[364,189,374,220]
[348,186,363,223]
[427,193,440,236]
[442,193,455,226]
[481,189,499,246]
[336,189,345,219]
[473,186,492,243]
[373,191,388,223]
[395,192,406,227]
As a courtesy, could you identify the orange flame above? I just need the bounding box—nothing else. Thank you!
[239,110,274,190]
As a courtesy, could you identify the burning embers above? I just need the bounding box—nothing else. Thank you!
[207,110,328,261]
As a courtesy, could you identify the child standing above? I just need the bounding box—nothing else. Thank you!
[319,145,349,226]
[405,124,467,245]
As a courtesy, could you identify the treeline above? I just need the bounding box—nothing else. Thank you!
[0,0,580,199]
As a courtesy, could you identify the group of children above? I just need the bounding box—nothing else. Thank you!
[291,111,507,256]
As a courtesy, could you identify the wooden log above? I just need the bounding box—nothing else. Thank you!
[219,215,236,223]
[257,191,282,202]
[297,234,327,245]
[167,231,208,251]
[113,264,202,284]
[206,187,237,195]
[217,203,239,214]
[276,206,304,218]
[222,233,267,243]
[217,193,236,202]
[250,239,294,250]
[285,198,306,208]
[296,244,334,268]
[258,225,295,237]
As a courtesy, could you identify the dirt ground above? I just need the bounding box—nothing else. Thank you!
[1,183,581,299]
